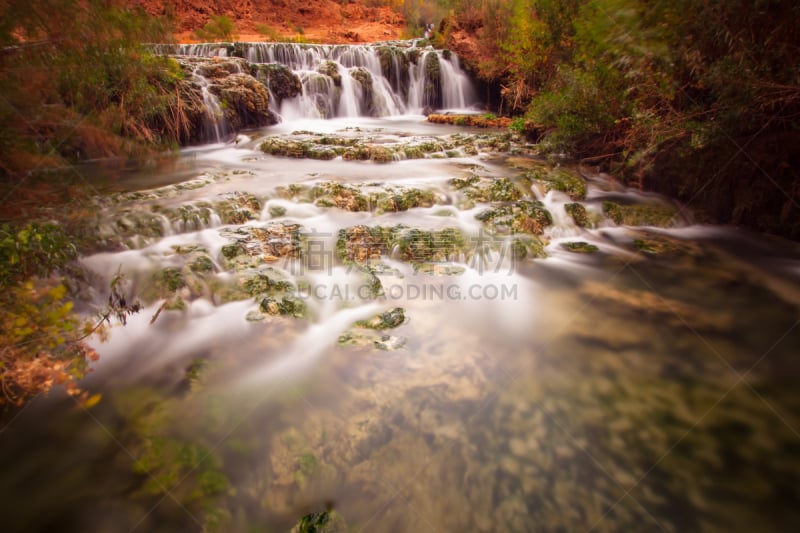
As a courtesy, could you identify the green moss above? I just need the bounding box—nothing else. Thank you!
[259,295,306,318]
[565,203,589,227]
[221,243,245,259]
[153,267,185,292]
[449,176,522,203]
[317,60,341,86]
[189,255,214,273]
[214,192,262,225]
[603,201,679,227]
[526,167,587,199]
[268,205,287,218]
[476,200,553,235]
[561,241,599,253]
[356,308,406,330]
[242,273,293,296]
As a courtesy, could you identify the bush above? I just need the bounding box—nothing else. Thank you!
[195,15,237,42]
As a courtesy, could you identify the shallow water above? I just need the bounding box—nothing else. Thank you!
[2,116,800,532]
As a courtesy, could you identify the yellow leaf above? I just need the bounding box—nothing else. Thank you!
[82,393,102,409]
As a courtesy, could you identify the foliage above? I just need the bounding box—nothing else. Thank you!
[442,0,800,236]
[0,223,140,408]
[194,15,237,42]
[0,0,181,181]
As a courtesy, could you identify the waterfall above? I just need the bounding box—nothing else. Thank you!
[192,68,228,142]
[168,41,477,119]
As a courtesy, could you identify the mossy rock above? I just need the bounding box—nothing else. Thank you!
[317,60,341,87]
[112,211,166,240]
[510,235,548,259]
[393,227,466,262]
[336,225,466,264]
[275,184,312,201]
[449,176,522,203]
[163,203,213,231]
[268,205,287,218]
[292,510,347,533]
[259,295,306,318]
[603,201,679,227]
[221,242,245,259]
[260,138,313,158]
[214,192,262,224]
[189,255,215,272]
[152,267,185,292]
[220,223,302,270]
[336,225,395,263]
[368,145,395,163]
[312,182,368,211]
[312,182,437,213]
[564,203,589,227]
[251,63,302,104]
[476,200,553,235]
[242,272,294,297]
[632,233,700,257]
[561,241,599,253]
[355,307,406,330]
[528,167,587,200]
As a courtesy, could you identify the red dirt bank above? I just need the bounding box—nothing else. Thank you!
[129,0,406,44]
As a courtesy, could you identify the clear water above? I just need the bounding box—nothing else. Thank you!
[1,116,799,533]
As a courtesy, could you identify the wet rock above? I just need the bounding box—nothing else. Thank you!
[603,201,680,227]
[160,202,214,231]
[356,307,406,330]
[336,225,393,264]
[336,225,467,265]
[351,68,376,116]
[564,202,590,227]
[242,272,294,297]
[476,200,553,236]
[528,167,587,200]
[210,72,276,131]
[423,52,441,109]
[268,205,287,218]
[632,232,701,257]
[311,181,437,213]
[259,295,306,318]
[317,60,342,87]
[214,192,262,224]
[375,335,407,351]
[220,223,302,270]
[250,63,302,104]
[561,241,599,253]
[449,176,523,204]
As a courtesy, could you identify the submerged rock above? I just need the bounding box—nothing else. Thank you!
[476,200,553,235]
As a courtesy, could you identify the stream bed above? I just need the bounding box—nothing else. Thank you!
[2,116,800,532]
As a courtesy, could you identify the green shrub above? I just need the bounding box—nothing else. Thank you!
[195,15,237,42]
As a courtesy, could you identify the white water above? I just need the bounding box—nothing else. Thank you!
[5,111,800,533]
[172,41,477,118]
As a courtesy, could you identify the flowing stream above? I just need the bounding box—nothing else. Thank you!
[1,50,800,532]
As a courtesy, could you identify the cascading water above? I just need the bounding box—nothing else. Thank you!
[169,41,478,119]
[192,68,228,142]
